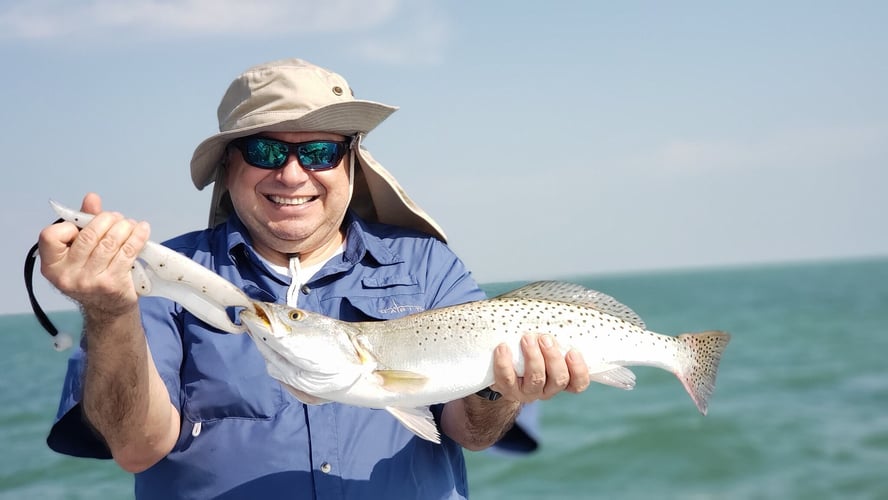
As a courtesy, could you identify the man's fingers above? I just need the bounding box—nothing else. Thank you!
[104,219,149,275]
[70,212,126,274]
[38,221,81,267]
[539,334,570,398]
[565,349,591,393]
[80,192,103,215]
[490,335,593,404]
[490,343,520,398]
[520,334,546,397]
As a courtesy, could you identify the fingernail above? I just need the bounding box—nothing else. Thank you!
[541,334,553,348]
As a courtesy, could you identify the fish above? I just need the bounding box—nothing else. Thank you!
[49,200,252,333]
[240,281,731,443]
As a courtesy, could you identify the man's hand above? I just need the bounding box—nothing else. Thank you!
[491,334,590,403]
[442,334,590,451]
[38,192,150,318]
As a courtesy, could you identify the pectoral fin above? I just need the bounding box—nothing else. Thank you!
[588,364,637,390]
[375,370,428,393]
[386,406,440,443]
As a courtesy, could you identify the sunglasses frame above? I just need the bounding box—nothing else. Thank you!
[229,136,351,171]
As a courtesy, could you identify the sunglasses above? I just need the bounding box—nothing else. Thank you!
[230,136,350,171]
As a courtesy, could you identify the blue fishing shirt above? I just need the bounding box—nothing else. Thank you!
[47,212,488,499]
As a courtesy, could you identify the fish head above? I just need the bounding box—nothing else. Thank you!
[239,301,369,394]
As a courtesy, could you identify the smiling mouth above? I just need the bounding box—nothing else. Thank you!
[267,195,318,206]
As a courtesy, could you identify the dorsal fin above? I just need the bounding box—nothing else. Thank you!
[496,281,646,329]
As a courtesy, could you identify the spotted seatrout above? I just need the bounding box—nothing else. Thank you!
[240,281,731,443]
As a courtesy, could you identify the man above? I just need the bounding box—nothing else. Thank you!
[39,58,589,499]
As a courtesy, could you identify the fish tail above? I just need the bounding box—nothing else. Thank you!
[676,330,731,415]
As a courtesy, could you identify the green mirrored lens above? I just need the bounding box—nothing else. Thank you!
[247,138,289,168]
[297,142,341,168]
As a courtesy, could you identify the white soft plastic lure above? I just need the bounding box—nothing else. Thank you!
[50,200,252,333]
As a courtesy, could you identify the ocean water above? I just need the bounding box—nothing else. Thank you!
[2,258,886,499]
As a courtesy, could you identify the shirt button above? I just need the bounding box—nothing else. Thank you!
[301,285,311,294]
[320,462,332,474]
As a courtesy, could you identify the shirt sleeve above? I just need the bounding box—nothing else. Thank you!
[139,296,185,411]
[423,238,488,308]
[45,340,108,458]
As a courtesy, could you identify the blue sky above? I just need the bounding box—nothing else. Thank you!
[3,1,886,315]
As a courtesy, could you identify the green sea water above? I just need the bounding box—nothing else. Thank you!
[3,258,886,499]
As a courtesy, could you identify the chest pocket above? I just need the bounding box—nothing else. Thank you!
[327,274,428,321]
[180,322,288,422]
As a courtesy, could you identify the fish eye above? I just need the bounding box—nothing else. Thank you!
[288,310,303,321]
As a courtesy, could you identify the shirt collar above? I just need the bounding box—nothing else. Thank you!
[222,216,286,283]
[342,211,403,266]
[222,211,404,279]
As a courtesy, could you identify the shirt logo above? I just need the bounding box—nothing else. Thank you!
[379,299,425,316]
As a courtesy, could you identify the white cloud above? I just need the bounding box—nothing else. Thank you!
[0,0,399,39]
[0,0,453,66]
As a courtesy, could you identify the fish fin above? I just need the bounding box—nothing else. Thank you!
[281,383,332,405]
[588,364,637,390]
[496,281,646,329]
[386,406,441,443]
[676,330,731,415]
[352,334,379,366]
[375,370,429,393]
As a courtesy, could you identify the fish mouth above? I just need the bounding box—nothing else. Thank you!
[251,302,271,325]
[240,303,273,338]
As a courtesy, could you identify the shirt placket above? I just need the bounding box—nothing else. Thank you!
[297,271,347,500]
[307,403,344,500]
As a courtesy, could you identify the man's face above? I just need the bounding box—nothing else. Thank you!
[225,131,351,265]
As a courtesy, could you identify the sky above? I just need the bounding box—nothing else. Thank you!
[2,1,886,315]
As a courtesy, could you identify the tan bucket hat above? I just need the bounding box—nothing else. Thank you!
[190,58,446,241]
